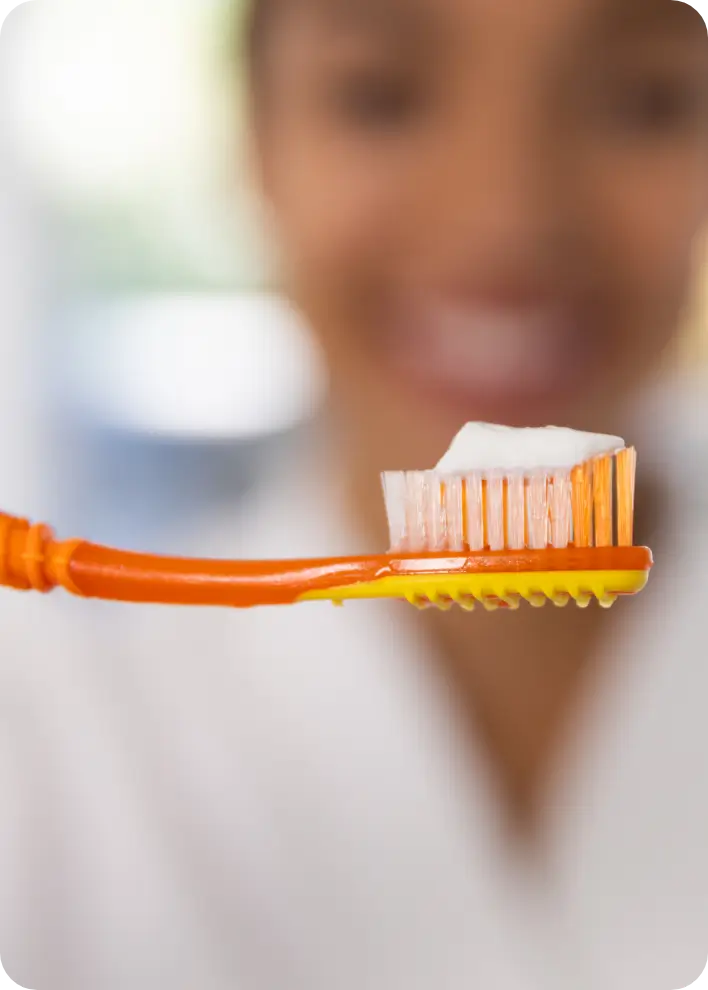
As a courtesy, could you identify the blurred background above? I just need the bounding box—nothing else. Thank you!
[0,0,327,553]
[0,0,704,552]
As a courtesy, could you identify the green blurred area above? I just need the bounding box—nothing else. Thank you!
[6,0,270,294]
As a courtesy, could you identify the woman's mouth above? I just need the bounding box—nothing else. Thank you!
[382,297,603,424]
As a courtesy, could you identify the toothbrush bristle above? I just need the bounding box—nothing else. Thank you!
[616,447,637,546]
[592,455,613,548]
[571,462,593,548]
[382,448,636,554]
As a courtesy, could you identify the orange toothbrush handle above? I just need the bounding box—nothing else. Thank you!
[0,512,381,608]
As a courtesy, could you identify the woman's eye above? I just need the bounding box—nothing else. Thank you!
[597,74,707,136]
[328,72,424,131]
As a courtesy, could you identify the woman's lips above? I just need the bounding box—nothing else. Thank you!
[382,300,599,418]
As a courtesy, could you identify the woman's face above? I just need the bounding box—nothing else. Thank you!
[254,0,708,471]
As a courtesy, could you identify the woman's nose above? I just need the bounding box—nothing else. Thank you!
[407,94,578,283]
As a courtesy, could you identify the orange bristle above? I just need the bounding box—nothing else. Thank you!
[571,462,594,548]
[616,447,637,547]
[593,455,613,548]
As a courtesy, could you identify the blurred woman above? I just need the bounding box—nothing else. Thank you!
[2,1,708,988]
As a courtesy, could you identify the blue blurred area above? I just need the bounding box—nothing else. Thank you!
[47,425,278,553]
[40,292,325,551]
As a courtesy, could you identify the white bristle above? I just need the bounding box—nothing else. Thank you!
[405,472,428,552]
[465,472,485,551]
[382,472,408,552]
[444,476,465,551]
[550,471,571,549]
[507,474,526,550]
[425,473,441,547]
[526,472,549,550]
[487,474,505,552]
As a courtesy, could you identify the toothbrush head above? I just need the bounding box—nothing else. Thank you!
[344,445,654,611]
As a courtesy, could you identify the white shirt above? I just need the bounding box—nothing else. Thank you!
[1,396,708,990]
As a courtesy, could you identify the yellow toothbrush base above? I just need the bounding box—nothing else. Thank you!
[298,569,649,611]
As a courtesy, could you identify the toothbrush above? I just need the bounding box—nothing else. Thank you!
[0,441,651,612]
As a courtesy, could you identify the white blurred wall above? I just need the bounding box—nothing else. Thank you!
[0,34,47,515]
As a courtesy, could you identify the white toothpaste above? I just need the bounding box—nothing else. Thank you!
[435,423,624,474]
